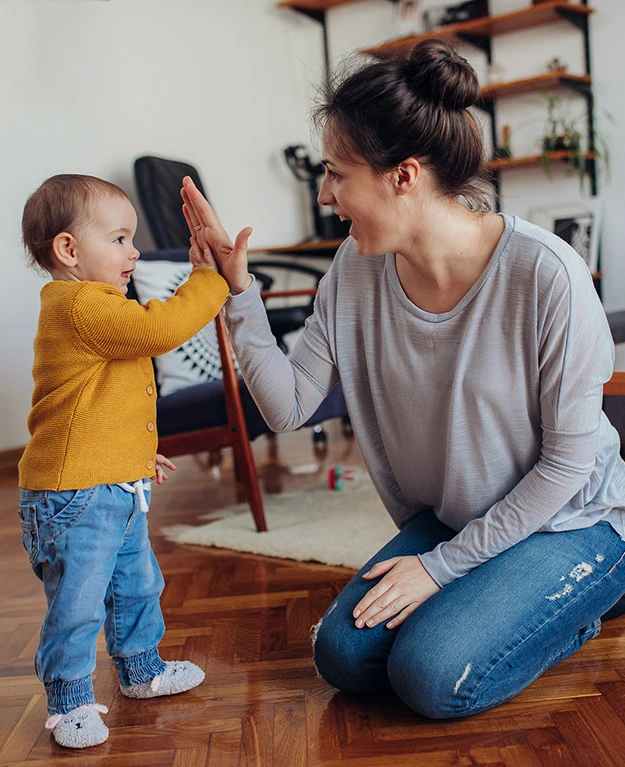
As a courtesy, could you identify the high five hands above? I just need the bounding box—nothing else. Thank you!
[181,176,253,294]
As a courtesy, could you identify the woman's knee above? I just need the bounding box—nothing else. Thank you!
[312,600,392,694]
[387,634,477,719]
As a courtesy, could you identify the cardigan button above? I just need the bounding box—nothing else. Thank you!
[147,422,155,432]
[146,459,154,470]
[146,385,154,395]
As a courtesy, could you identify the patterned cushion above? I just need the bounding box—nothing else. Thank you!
[131,260,237,397]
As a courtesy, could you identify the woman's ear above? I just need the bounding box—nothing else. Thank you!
[51,232,78,268]
[394,158,420,196]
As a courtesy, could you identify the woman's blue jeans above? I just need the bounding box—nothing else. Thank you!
[313,511,625,719]
[19,484,167,714]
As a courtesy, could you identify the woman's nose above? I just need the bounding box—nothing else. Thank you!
[317,178,334,207]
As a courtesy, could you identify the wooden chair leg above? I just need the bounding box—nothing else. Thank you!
[215,312,267,532]
[231,434,267,532]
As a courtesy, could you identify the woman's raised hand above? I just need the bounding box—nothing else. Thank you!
[181,176,253,294]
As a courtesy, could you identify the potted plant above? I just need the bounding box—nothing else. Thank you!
[540,92,612,189]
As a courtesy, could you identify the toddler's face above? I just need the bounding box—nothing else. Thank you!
[71,196,139,294]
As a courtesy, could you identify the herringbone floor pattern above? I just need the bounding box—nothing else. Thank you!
[2,424,625,766]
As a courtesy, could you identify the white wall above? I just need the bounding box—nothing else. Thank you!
[0,0,324,450]
[2,0,624,450]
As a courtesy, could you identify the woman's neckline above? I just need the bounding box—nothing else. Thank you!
[386,213,513,323]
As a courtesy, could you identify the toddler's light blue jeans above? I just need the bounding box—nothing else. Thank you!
[313,510,625,718]
[19,483,167,714]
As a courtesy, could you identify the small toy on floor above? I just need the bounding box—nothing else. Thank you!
[328,465,362,491]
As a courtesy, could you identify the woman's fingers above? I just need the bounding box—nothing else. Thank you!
[352,556,438,629]
[362,557,400,579]
[182,177,231,242]
[354,558,400,617]
[356,590,412,629]
[182,198,201,234]
[386,602,420,630]
[233,227,253,258]
[353,576,395,621]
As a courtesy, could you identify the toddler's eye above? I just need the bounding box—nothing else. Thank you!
[114,236,125,244]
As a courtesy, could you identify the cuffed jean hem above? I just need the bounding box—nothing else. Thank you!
[113,646,166,686]
[45,675,95,715]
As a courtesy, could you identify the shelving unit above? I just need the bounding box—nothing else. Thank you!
[359,2,596,205]
[277,0,600,278]
[487,149,595,170]
[479,72,591,101]
[360,2,593,56]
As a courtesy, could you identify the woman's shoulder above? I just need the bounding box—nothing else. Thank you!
[502,214,594,296]
[506,215,590,277]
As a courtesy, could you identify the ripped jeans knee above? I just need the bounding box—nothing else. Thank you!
[311,598,393,694]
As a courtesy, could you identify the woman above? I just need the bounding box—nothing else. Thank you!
[181,39,625,719]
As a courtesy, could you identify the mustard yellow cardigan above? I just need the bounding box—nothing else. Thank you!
[19,269,229,491]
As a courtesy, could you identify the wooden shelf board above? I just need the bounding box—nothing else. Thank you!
[249,238,344,255]
[277,0,369,10]
[487,150,596,170]
[361,2,593,57]
[480,72,591,101]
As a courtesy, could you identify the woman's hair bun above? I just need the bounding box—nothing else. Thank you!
[405,39,480,111]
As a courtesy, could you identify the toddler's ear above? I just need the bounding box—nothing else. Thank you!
[51,232,78,268]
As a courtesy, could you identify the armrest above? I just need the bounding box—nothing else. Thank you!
[260,288,318,300]
[249,260,326,283]
[604,372,625,396]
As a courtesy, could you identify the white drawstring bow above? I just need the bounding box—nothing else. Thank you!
[118,479,151,513]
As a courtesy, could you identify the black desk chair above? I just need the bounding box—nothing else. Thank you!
[133,154,326,353]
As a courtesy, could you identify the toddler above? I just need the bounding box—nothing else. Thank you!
[18,174,229,749]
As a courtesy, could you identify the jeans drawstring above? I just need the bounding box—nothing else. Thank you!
[118,479,151,513]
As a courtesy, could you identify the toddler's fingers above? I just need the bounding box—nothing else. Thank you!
[157,456,176,471]
[189,235,203,266]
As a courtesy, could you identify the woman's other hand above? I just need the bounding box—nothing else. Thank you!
[181,177,253,294]
[353,556,440,629]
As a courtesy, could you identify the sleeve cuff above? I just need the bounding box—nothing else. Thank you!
[418,546,457,589]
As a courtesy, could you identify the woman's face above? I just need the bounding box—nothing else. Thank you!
[317,130,397,256]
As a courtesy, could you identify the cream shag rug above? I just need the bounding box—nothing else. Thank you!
[161,477,398,570]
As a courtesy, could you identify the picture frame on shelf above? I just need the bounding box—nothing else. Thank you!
[530,199,602,274]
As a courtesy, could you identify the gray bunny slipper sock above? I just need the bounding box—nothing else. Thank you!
[120,660,205,699]
[45,703,109,749]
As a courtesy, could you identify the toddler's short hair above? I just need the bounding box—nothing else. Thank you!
[22,174,129,273]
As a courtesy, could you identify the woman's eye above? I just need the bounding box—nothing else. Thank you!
[327,169,338,181]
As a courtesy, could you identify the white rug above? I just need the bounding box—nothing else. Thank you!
[161,477,398,570]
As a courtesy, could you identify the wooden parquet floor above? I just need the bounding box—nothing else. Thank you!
[3,423,625,766]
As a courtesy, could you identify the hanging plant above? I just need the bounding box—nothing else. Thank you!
[540,92,613,189]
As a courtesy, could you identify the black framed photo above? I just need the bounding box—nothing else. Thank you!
[530,199,602,274]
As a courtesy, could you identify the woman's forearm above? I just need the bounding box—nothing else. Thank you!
[225,279,339,431]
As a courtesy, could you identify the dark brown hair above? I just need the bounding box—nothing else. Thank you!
[313,39,491,210]
[22,174,129,272]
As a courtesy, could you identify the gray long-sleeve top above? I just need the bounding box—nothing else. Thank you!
[225,214,625,587]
